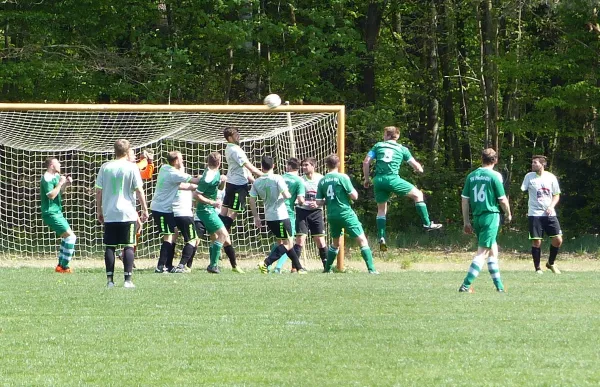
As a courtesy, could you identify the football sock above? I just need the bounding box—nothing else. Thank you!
[209,241,223,267]
[187,246,197,268]
[360,246,375,271]
[549,245,559,265]
[60,234,76,268]
[462,254,486,288]
[223,244,237,267]
[179,242,195,266]
[318,247,328,268]
[531,246,542,270]
[325,246,339,271]
[123,246,134,281]
[105,247,116,282]
[487,255,504,291]
[376,216,386,239]
[265,244,287,267]
[157,241,173,269]
[166,242,176,269]
[286,247,303,271]
[415,202,431,227]
[274,252,289,271]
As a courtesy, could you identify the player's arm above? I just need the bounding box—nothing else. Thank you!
[192,191,220,208]
[498,197,512,223]
[248,196,263,229]
[59,176,73,193]
[219,175,227,190]
[46,176,67,200]
[408,158,424,174]
[343,174,359,200]
[135,186,149,222]
[243,162,264,178]
[179,182,197,191]
[461,196,472,234]
[95,188,104,224]
[546,194,560,215]
[362,153,374,188]
[278,177,291,199]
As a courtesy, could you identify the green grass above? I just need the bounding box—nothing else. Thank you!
[1,267,600,385]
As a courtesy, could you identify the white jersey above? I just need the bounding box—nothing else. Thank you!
[95,159,143,223]
[250,173,289,221]
[297,172,324,211]
[225,143,249,185]
[173,189,194,217]
[150,165,192,213]
[521,171,561,216]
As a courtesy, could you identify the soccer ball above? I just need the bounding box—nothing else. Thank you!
[263,94,282,108]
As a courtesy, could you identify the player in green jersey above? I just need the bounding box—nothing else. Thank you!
[459,148,512,293]
[317,154,378,274]
[363,126,442,252]
[41,157,76,273]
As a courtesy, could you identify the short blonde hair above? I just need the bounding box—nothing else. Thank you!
[384,126,400,140]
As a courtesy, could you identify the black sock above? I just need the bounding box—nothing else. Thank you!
[105,247,116,282]
[179,243,194,266]
[318,247,328,268]
[166,242,176,269]
[293,244,303,259]
[549,245,559,265]
[157,241,173,268]
[287,247,303,271]
[123,247,134,281]
[224,245,237,267]
[532,246,542,270]
[219,215,234,232]
[265,244,288,267]
[187,246,197,268]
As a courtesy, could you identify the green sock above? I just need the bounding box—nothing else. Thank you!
[376,216,386,239]
[487,256,504,291]
[360,246,375,271]
[325,247,339,271]
[274,254,288,271]
[210,241,223,267]
[61,238,76,268]
[415,202,431,227]
[462,255,485,288]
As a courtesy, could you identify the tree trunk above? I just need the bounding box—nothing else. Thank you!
[456,1,472,169]
[427,0,440,160]
[361,1,385,102]
[479,0,499,151]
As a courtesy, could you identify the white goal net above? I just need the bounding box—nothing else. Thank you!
[0,105,341,261]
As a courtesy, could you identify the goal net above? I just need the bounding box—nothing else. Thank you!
[0,104,343,263]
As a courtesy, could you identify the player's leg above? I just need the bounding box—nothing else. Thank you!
[308,210,328,268]
[481,214,504,291]
[373,177,391,251]
[201,210,227,273]
[376,202,388,252]
[546,217,563,274]
[400,177,442,230]
[219,183,247,231]
[324,220,343,273]
[459,216,492,292]
[121,222,136,288]
[529,216,544,273]
[172,217,197,273]
[153,211,176,273]
[190,219,207,269]
[274,211,296,273]
[221,229,238,274]
[344,214,377,273]
[58,228,76,272]
[103,222,118,287]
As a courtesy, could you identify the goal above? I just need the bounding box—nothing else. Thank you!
[0,103,346,269]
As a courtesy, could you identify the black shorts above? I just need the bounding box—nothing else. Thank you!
[195,220,207,238]
[104,221,137,247]
[296,208,325,236]
[267,219,293,240]
[152,211,176,235]
[174,216,197,242]
[528,216,562,239]
[223,183,249,212]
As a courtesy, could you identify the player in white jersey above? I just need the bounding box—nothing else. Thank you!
[150,151,200,273]
[95,139,149,288]
[219,127,264,231]
[249,156,306,274]
[521,155,563,274]
[170,165,199,273]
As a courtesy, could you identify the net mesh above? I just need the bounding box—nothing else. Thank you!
[0,108,339,262]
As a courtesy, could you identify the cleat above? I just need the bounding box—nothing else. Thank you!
[123,280,136,289]
[297,269,308,275]
[258,263,268,274]
[232,267,245,274]
[154,266,164,273]
[379,238,388,252]
[206,265,220,274]
[368,269,380,275]
[107,281,115,289]
[535,269,544,275]
[497,289,505,293]
[272,268,282,274]
[322,269,333,274]
[290,268,298,273]
[423,222,443,231]
[459,284,474,293]
[546,263,561,274]
[60,267,73,274]
[55,265,63,273]
[171,265,186,274]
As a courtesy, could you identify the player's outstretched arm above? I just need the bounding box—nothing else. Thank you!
[408,158,424,174]
[362,155,373,188]
[244,162,264,178]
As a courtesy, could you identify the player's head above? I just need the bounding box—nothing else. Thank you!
[44,157,61,173]
[207,152,221,168]
[127,148,136,163]
[383,126,400,141]
[261,156,274,172]
[223,127,240,144]
[286,157,300,172]
[301,157,317,174]
[167,151,183,167]
[114,139,130,159]
[481,148,497,166]
[531,155,547,173]
[325,154,340,171]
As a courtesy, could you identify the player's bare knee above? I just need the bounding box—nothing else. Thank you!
[531,239,542,248]
[356,234,369,247]
[552,236,563,247]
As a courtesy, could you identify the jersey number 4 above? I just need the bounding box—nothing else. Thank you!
[327,185,335,199]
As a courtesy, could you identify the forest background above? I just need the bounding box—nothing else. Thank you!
[1,0,599,236]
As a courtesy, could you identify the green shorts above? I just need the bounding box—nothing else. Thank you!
[196,209,225,235]
[42,213,71,236]
[473,213,500,248]
[328,212,364,239]
[288,211,296,237]
[373,175,416,203]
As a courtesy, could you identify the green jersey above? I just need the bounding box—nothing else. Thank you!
[282,172,305,213]
[316,172,356,220]
[367,140,413,176]
[461,167,506,216]
[40,172,62,215]
[196,169,221,215]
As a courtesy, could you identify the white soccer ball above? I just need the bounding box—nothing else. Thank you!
[263,94,282,108]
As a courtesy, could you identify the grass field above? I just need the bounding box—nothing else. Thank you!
[1,256,600,386]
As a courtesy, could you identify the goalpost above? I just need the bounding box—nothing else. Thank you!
[0,103,346,270]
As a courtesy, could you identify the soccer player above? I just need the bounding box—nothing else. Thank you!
[136,149,155,180]
[150,151,200,273]
[317,154,378,274]
[95,139,149,288]
[521,155,563,274]
[249,156,306,274]
[219,127,264,231]
[362,126,442,251]
[194,152,239,274]
[40,157,76,273]
[459,148,511,293]
[272,157,305,273]
[170,164,199,273]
